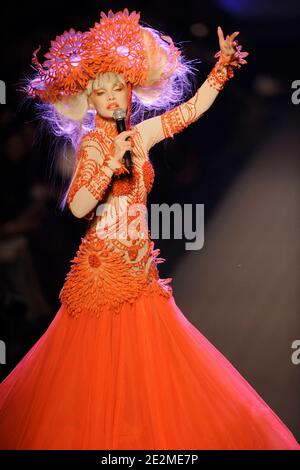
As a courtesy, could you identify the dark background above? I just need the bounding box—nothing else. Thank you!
[0,0,299,440]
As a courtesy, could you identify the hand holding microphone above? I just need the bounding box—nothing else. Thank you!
[109,129,134,175]
[112,108,133,175]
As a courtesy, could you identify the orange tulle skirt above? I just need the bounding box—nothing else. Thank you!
[0,292,299,450]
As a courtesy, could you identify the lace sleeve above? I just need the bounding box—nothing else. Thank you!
[134,53,239,152]
[66,134,116,218]
[135,78,220,151]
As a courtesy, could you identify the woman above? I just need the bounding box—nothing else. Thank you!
[0,8,299,450]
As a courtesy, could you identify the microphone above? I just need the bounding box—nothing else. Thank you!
[113,108,132,175]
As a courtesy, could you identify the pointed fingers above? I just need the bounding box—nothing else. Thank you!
[217,26,225,43]
[230,31,240,41]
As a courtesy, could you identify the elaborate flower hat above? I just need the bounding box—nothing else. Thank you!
[26,9,188,121]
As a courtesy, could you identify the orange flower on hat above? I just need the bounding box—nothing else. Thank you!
[28,29,92,102]
[88,8,148,86]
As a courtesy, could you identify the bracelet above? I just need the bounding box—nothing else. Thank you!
[105,156,130,176]
[208,41,248,91]
[207,56,233,91]
[114,164,130,177]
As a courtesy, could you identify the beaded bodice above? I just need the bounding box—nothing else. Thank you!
[59,117,172,318]
[59,64,228,318]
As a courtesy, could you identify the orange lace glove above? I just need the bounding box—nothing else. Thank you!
[207,32,249,91]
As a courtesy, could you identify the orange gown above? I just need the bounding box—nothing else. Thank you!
[0,87,299,450]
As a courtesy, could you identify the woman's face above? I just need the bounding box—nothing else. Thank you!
[88,72,128,119]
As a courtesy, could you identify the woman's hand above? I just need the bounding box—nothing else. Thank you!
[110,130,134,169]
[216,26,249,67]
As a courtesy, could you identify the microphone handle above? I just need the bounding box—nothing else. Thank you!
[115,118,132,174]
[123,150,132,172]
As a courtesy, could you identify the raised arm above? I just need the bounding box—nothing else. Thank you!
[135,77,221,151]
[136,27,248,151]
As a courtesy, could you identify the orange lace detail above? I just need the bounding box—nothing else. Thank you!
[111,166,138,197]
[110,159,154,198]
[161,106,186,139]
[114,164,131,177]
[142,160,155,193]
[60,116,172,318]
[161,89,201,139]
[89,10,148,87]
[67,116,119,208]
[207,41,250,91]
[207,56,231,91]
[59,230,173,318]
[67,148,113,206]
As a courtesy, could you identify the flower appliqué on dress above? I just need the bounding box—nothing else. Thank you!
[59,234,173,319]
